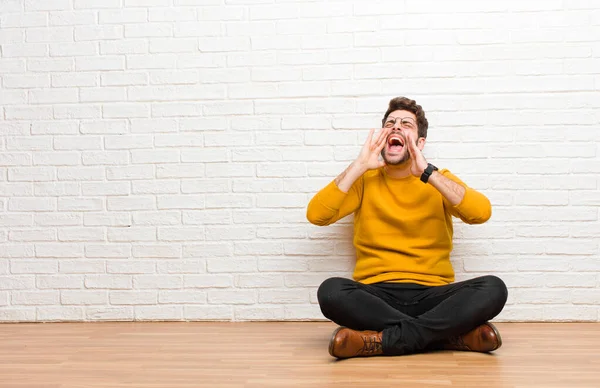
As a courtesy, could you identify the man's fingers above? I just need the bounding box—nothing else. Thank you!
[366,128,375,146]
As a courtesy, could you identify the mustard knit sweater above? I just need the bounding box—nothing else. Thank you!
[306,168,492,286]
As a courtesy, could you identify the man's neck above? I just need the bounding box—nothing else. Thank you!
[383,160,413,179]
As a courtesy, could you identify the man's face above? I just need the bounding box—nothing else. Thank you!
[380,110,421,165]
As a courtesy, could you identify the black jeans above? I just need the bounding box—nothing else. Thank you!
[317,275,508,356]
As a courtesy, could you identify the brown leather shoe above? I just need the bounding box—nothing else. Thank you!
[328,327,384,359]
[441,322,502,353]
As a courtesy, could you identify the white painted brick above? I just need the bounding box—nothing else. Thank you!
[6,106,53,120]
[81,182,129,197]
[232,179,282,193]
[75,25,123,41]
[52,73,97,87]
[107,260,155,274]
[103,103,149,118]
[149,70,198,85]
[180,179,228,194]
[85,275,132,289]
[184,274,232,288]
[25,0,70,11]
[207,257,256,273]
[106,165,154,181]
[157,260,205,274]
[199,37,250,52]
[127,54,177,69]
[152,103,205,118]
[33,153,80,167]
[259,289,310,304]
[257,163,306,178]
[208,289,256,305]
[159,290,206,304]
[9,197,55,212]
[82,151,129,166]
[134,275,182,289]
[235,275,283,289]
[12,291,59,305]
[110,291,157,305]
[86,307,134,321]
[132,244,181,259]
[205,226,254,241]
[149,7,195,21]
[0,276,36,290]
[101,72,148,86]
[184,305,232,320]
[107,196,154,211]
[37,275,84,289]
[132,180,179,195]
[204,194,252,209]
[55,104,103,119]
[11,259,58,274]
[85,244,131,258]
[135,305,183,320]
[107,227,156,242]
[157,195,205,210]
[26,27,73,43]
[99,9,147,24]
[0,308,36,322]
[36,243,83,258]
[0,153,32,166]
[61,290,107,305]
[1,43,48,57]
[57,197,102,212]
[84,213,130,227]
[183,243,232,258]
[80,87,126,103]
[59,260,105,274]
[158,227,204,242]
[58,167,104,181]
[1,13,47,28]
[0,89,27,105]
[31,120,79,135]
[132,211,180,226]
[58,227,104,242]
[35,213,82,226]
[49,10,95,26]
[37,307,84,321]
[234,306,284,321]
[131,118,178,133]
[0,183,34,197]
[9,229,56,242]
[234,242,283,256]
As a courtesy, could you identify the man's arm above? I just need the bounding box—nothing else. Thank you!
[427,171,466,206]
[306,128,390,226]
[404,130,491,224]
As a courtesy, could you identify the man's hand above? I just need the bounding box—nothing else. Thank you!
[356,128,391,172]
[333,128,390,193]
[405,130,428,178]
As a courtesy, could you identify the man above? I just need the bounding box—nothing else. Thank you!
[306,97,508,359]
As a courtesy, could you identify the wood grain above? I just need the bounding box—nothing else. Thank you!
[1,322,599,387]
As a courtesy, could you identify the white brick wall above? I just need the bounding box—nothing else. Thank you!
[0,0,599,322]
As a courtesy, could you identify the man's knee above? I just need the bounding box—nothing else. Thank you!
[317,277,348,309]
[479,275,508,312]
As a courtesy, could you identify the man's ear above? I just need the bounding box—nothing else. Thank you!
[417,137,426,151]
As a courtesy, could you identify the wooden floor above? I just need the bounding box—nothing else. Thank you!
[1,322,599,388]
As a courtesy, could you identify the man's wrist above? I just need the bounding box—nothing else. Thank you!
[420,163,438,183]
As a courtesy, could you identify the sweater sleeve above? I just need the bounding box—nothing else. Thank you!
[441,169,492,224]
[306,176,363,226]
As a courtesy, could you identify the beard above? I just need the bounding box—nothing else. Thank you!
[381,147,410,165]
[380,132,417,165]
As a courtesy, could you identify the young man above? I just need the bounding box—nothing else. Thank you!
[306,97,508,359]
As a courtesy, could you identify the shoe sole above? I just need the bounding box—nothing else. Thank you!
[328,327,345,358]
[485,322,502,351]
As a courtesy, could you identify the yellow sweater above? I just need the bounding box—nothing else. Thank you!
[306,168,491,286]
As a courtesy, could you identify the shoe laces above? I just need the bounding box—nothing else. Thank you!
[360,334,382,355]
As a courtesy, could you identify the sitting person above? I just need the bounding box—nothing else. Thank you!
[306,97,508,359]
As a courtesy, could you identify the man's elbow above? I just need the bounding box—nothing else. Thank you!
[306,209,331,226]
[467,201,492,225]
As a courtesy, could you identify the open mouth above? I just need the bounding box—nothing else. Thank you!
[387,134,405,154]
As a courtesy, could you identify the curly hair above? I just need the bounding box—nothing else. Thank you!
[381,97,429,138]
